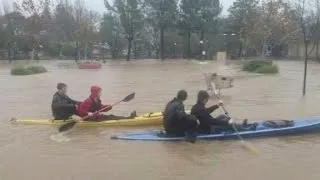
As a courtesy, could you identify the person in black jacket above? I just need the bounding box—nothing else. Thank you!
[163,90,199,142]
[191,90,251,134]
[51,83,80,120]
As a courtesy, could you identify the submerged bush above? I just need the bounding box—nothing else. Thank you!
[243,60,278,74]
[11,65,47,76]
[57,62,77,68]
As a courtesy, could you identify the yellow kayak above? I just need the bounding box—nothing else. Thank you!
[10,111,165,127]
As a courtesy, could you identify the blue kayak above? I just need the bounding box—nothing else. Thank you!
[111,117,320,141]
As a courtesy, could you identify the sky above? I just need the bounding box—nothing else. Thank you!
[2,0,235,15]
[87,0,235,15]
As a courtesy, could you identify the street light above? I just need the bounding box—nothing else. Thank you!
[222,33,237,57]
[200,40,205,61]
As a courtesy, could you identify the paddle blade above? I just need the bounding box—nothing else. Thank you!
[122,93,135,102]
[58,121,77,132]
[241,140,260,155]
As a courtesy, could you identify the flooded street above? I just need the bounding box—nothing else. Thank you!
[1,59,320,180]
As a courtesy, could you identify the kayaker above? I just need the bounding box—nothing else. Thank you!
[51,83,81,120]
[163,90,199,143]
[76,85,137,121]
[191,90,251,134]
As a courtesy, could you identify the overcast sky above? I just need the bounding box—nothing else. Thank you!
[88,0,235,15]
[2,0,235,15]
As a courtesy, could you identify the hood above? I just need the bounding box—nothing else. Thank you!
[90,85,101,99]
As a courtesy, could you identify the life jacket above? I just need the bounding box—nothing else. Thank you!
[88,85,102,112]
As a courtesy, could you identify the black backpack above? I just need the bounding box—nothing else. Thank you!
[262,120,295,128]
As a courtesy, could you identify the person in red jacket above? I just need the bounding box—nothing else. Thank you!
[77,85,137,121]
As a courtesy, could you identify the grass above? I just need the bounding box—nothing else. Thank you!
[11,65,47,76]
[243,60,279,74]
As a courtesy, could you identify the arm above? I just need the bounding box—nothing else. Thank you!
[100,102,112,112]
[197,108,218,125]
[206,104,219,114]
[70,98,81,105]
[100,101,112,112]
[52,95,74,109]
[174,102,189,120]
[65,95,81,105]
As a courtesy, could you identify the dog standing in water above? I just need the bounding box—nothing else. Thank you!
[203,73,234,96]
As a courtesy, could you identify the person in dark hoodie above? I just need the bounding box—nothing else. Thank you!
[51,83,81,120]
[191,90,253,134]
[77,85,136,121]
[163,90,199,142]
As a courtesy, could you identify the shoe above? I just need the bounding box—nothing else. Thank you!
[242,123,258,131]
[130,111,137,118]
[252,123,258,130]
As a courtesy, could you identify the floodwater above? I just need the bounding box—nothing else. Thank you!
[1,59,320,180]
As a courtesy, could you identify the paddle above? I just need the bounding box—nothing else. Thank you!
[211,90,260,155]
[58,92,136,132]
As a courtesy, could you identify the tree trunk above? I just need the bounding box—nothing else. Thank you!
[111,48,116,59]
[74,43,78,62]
[31,48,35,62]
[127,38,132,61]
[156,49,159,59]
[133,41,138,59]
[84,42,87,61]
[13,47,16,62]
[160,27,165,61]
[316,40,320,61]
[302,42,309,96]
[77,42,80,61]
[7,46,12,63]
[35,48,39,62]
[238,42,242,58]
[187,29,191,60]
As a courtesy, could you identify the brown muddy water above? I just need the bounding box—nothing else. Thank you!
[1,59,320,180]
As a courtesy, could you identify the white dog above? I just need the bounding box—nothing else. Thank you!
[203,73,234,95]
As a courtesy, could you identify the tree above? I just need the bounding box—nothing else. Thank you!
[256,0,297,57]
[19,0,52,61]
[1,2,27,62]
[100,13,126,59]
[145,0,178,60]
[105,0,144,61]
[291,0,320,95]
[197,0,221,60]
[179,0,201,59]
[76,9,99,61]
[53,0,76,42]
[227,0,259,58]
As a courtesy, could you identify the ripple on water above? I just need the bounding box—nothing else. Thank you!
[1,60,320,180]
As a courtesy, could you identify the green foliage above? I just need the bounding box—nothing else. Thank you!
[243,60,278,74]
[255,64,279,74]
[61,44,75,57]
[105,0,144,61]
[178,0,221,59]
[100,13,125,59]
[0,0,311,61]
[11,65,47,75]
[43,42,60,57]
[145,0,178,60]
